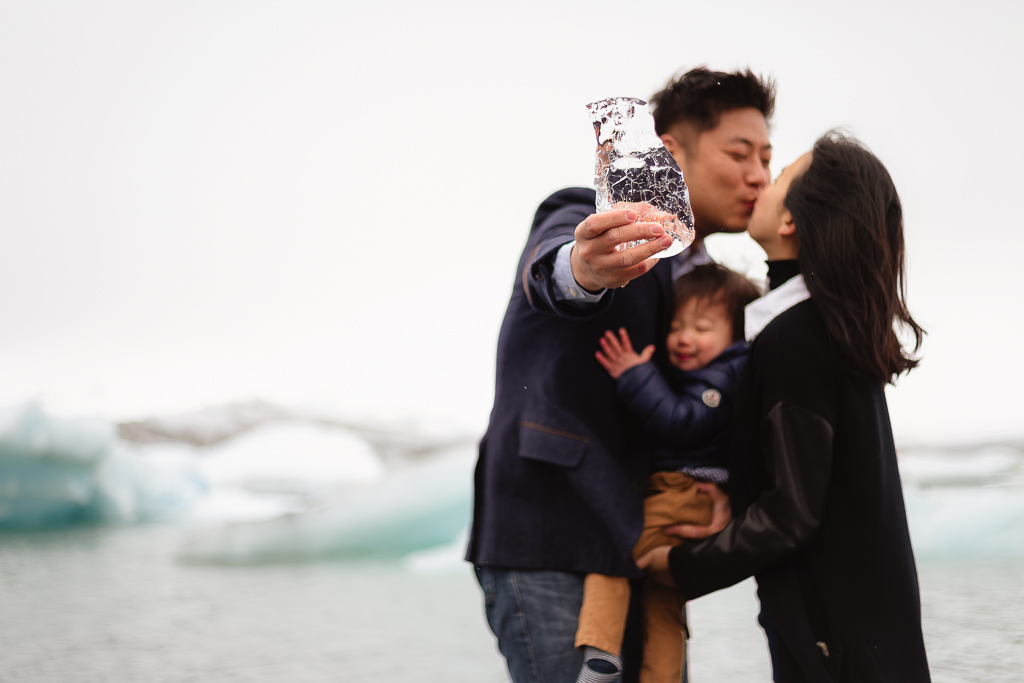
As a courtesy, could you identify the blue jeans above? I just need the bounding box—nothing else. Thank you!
[475,567,587,683]
[474,567,687,683]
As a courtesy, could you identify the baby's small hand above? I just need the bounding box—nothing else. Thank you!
[595,328,654,379]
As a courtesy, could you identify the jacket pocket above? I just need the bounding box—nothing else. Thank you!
[517,421,589,468]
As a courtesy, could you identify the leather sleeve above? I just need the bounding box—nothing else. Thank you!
[667,400,834,601]
[616,362,729,444]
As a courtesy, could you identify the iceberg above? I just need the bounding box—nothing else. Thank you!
[197,422,385,495]
[178,444,475,563]
[897,446,1020,488]
[5,398,1020,564]
[401,528,471,575]
[183,421,388,525]
[899,446,1024,559]
[179,440,1024,564]
[0,403,205,529]
[0,400,467,540]
[904,485,1024,559]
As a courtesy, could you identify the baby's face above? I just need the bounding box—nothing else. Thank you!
[666,297,734,372]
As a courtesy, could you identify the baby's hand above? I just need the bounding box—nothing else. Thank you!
[595,328,654,379]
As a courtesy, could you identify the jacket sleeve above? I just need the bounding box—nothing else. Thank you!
[617,363,731,445]
[666,400,834,601]
[521,205,617,320]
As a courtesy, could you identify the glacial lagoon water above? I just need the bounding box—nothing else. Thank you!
[2,405,1023,681]
[1,524,1022,682]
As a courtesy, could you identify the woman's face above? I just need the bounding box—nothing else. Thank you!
[748,151,813,248]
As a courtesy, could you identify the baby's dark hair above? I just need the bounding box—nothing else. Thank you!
[673,264,762,341]
[650,66,776,137]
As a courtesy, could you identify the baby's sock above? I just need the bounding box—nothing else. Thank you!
[576,646,622,683]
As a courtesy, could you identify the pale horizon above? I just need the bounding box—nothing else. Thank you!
[1,0,1022,442]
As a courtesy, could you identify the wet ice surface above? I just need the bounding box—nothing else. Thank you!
[1,526,1021,682]
[587,97,695,258]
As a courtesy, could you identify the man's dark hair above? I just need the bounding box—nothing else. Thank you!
[650,67,776,136]
[673,264,762,342]
[786,131,924,383]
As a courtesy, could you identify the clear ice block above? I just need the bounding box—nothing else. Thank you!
[586,97,695,258]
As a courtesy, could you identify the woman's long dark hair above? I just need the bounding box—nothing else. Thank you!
[785,131,924,383]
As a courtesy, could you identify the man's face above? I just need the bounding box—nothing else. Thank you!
[669,108,772,237]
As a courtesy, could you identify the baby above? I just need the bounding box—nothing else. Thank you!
[575,263,761,683]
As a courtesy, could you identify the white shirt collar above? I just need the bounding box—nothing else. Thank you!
[672,240,712,280]
[745,274,811,341]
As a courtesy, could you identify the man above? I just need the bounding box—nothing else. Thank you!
[466,67,775,683]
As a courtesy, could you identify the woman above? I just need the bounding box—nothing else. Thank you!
[641,132,930,682]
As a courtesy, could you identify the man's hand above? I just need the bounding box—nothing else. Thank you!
[570,208,674,291]
[595,328,654,379]
[663,483,732,539]
[635,545,675,588]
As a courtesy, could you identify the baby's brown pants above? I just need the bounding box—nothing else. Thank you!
[574,471,712,683]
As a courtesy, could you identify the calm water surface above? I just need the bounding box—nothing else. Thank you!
[0,526,1020,682]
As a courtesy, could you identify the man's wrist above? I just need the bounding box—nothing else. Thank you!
[570,245,603,293]
[552,242,606,307]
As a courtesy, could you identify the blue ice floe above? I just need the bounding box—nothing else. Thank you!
[0,403,205,529]
[899,446,1024,559]
[5,400,1021,565]
[178,444,475,563]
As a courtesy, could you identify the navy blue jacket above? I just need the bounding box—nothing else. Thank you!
[617,341,747,473]
[465,188,676,578]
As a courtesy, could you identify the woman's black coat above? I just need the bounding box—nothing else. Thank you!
[668,276,930,682]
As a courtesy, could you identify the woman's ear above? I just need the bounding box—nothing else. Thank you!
[778,210,797,239]
[777,210,800,257]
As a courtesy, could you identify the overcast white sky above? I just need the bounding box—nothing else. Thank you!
[1,0,1021,441]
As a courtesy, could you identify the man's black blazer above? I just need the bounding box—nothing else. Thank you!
[466,188,676,577]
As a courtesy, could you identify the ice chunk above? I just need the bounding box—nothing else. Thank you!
[587,97,695,258]
[0,403,206,529]
[198,422,384,496]
[401,528,471,574]
[898,446,1020,488]
[0,403,113,463]
[178,444,474,563]
[88,443,207,524]
[904,485,1024,559]
[899,446,1024,558]
[186,487,308,524]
